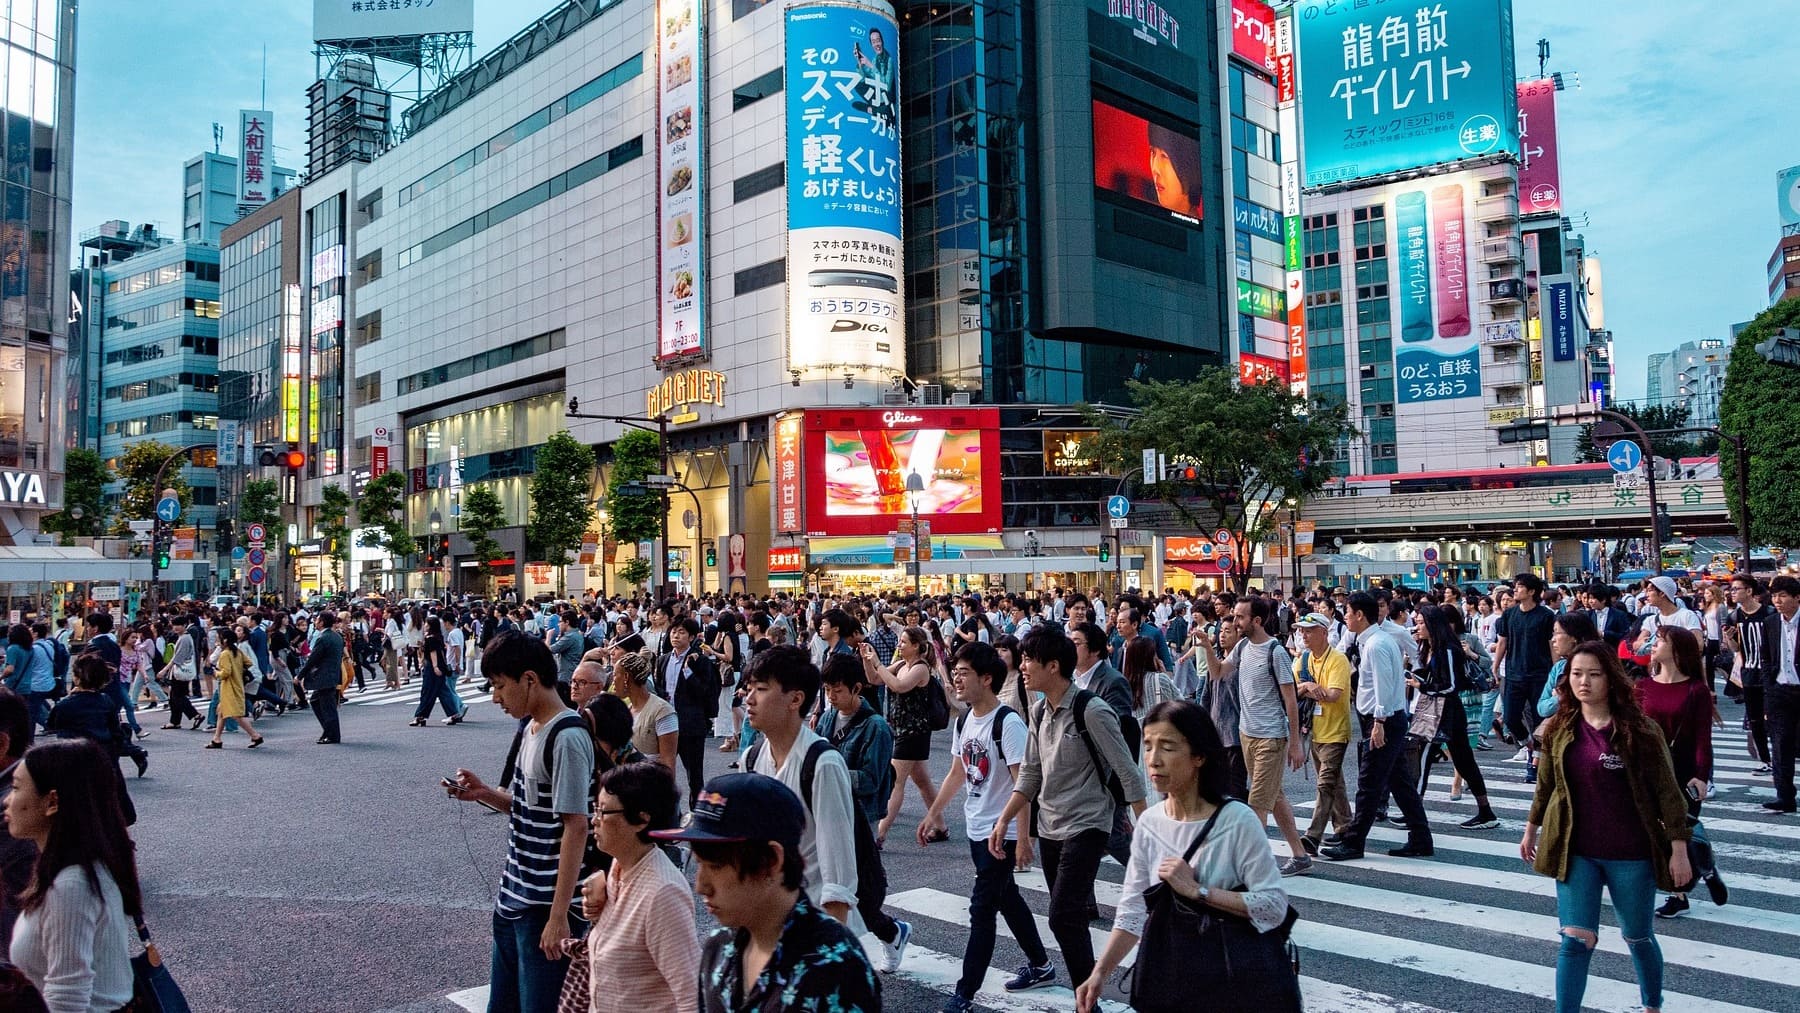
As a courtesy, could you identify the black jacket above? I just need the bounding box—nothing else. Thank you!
[654,648,720,729]
[46,690,129,757]
[300,631,347,692]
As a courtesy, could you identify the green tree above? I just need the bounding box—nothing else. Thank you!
[319,484,352,591]
[110,441,190,536]
[618,556,652,591]
[1573,401,1714,463]
[356,470,413,559]
[1088,369,1356,592]
[605,428,664,546]
[529,431,598,594]
[1719,296,1800,545]
[43,448,109,544]
[459,484,508,595]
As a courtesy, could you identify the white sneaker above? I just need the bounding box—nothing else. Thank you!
[878,919,911,973]
[1507,747,1530,763]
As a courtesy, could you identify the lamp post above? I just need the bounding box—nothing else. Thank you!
[429,511,442,602]
[906,471,925,600]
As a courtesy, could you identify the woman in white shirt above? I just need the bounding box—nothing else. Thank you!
[1077,699,1290,1013]
[4,739,141,1013]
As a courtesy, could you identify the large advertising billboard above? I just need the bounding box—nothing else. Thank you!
[313,0,473,42]
[1516,78,1562,215]
[1092,97,1204,225]
[238,111,273,209]
[658,0,707,361]
[785,2,905,377]
[803,407,1002,537]
[1297,0,1518,188]
[1230,0,1276,73]
[1779,165,1800,229]
[1382,174,1484,403]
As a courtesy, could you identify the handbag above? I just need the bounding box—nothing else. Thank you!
[1407,694,1446,740]
[1127,800,1302,1013]
[127,917,191,1013]
[555,929,590,1013]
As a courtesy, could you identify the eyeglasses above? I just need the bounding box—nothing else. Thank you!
[594,807,630,819]
[571,679,604,688]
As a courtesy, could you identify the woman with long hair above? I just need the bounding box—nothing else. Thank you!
[993,633,1028,717]
[1077,700,1292,1013]
[1414,605,1498,829]
[205,624,264,749]
[1523,611,1602,781]
[1522,642,1691,1013]
[408,616,463,727]
[116,627,161,734]
[706,610,744,752]
[1697,583,1727,695]
[3,739,143,1010]
[1122,635,1179,805]
[864,624,943,846]
[1640,625,1722,918]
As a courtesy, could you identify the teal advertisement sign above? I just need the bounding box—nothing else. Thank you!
[1395,190,1432,342]
[1297,0,1518,187]
[1396,344,1479,403]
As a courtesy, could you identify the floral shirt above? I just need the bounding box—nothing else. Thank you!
[698,892,880,1013]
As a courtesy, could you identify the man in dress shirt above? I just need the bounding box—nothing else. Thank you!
[1320,592,1434,862]
[1762,576,1800,814]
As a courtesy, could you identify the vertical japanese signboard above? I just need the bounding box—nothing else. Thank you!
[1395,191,1432,342]
[1275,11,1305,392]
[1229,0,1276,73]
[1432,184,1469,337]
[1546,275,1576,362]
[1296,0,1518,188]
[238,110,273,208]
[785,2,905,378]
[1516,78,1561,215]
[658,0,706,361]
[773,414,804,535]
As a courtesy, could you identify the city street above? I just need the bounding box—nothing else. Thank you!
[120,682,1798,1013]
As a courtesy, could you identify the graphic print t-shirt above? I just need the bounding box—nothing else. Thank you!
[955,706,1029,841]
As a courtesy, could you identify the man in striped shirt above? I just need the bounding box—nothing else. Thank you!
[450,632,595,1013]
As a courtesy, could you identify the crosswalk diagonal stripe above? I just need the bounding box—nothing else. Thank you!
[873,938,1129,1013]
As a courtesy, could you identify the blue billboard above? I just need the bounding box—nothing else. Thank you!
[1396,343,1480,404]
[1395,190,1433,342]
[785,2,905,376]
[1546,277,1576,362]
[1296,0,1518,188]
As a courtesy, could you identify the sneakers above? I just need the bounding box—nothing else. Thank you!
[1299,834,1321,856]
[1507,747,1531,763]
[1459,813,1501,831]
[1318,843,1364,862]
[1523,762,1538,784]
[1003,963,1056,992]
[1280,855,1314,877]
[1703,869,1729,907]
[1706,783,1718,801]
[940,997,976,1013]
[1655,895,1689,919]
[1754,764,1773,776]
[877,919,911,974]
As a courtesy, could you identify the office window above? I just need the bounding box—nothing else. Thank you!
[732,68,783,110]
[733,258,786,295]
[733,163,783,203]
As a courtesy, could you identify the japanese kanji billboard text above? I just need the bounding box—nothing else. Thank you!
[313,0,474,43]
[658,0,707,360]
[1296,0,1518,188]
[238,110,273,208]
[1516,78,1561,215]
[802,407,1001,537]
[785,2,905,378]
[1230,0,1276,73]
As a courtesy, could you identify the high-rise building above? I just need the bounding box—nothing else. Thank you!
[182,151,297,246]
[1645,351,1670,406]
[1774,165,1800,305]
[1646,339,1727,429]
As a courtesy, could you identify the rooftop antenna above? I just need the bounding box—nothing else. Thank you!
[261,44,267,110]
[1537,38,1549,79]
[211,122,223,153]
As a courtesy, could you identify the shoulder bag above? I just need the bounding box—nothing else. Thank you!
[126,916,192,1012]
[1127,799,1302,1013]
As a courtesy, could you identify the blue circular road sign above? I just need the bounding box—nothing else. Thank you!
[1606,440,1642,474]
[1106,495,1131,518]
[155,496,181,523]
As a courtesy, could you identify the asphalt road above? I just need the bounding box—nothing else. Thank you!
[119,685,1796,1013]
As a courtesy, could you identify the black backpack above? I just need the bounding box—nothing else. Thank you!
[747,738,883,912]
[1035,689,1129,806]
[500,713,608,879]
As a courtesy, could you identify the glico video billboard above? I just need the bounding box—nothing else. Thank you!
[1297,0,1519,188]
[802,407,1002,537]
[785,2,906,378]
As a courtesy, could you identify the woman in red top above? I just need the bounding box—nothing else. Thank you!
[1637,625,1723,918]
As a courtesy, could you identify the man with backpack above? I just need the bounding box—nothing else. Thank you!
[919,641,1055,1012]
[989,624,1145,993]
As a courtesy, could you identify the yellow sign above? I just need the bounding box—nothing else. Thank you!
[1487,406,1528,427]
[647,368,728,419]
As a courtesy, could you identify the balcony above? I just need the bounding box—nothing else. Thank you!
[1482,356,1529,387]
[1481,319,1527,346]
[1479,235,1522,263]
[1480,278,1526,308]
[1475,190,1519,224]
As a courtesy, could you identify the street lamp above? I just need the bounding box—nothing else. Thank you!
[429,510,442,601]
[906,471,925,600]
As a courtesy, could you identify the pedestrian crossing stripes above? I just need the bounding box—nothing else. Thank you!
[338,682,493,709]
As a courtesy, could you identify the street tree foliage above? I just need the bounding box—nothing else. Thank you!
[110,441,189,535]
[43,448,108,544]
[605,428,664,546]
[618,556,652,590]
[458,484,508,593]
[238,480,282,532]
[1719,296,1800,546]
[318,484,353,590]
[1574,401,1716,463]
[529,431,598,587]
[356,470,412,557]
[1088,369,1356,591]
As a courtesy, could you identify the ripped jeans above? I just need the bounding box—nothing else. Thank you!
[1555,854,1663,1012]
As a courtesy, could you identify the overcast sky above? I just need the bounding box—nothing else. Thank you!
[69,1,1799,402]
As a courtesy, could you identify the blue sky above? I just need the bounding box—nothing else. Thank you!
[71,1,1798,402]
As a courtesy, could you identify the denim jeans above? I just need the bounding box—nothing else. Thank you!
[414,668,458,719]
[1555,855,1662,1013]
[1039,827,1109,987]
[106,681,141,734]
[1478,687,1500,740]
[128,670,168,707]
[1502,670,1548,745]
[487,907,577,1013]
[959,837,1049,1000]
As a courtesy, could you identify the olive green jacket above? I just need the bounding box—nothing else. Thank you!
[1527,713,1693,890]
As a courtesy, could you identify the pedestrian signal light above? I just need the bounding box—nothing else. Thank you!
[705,544,717,567]
[155,549,171,570]
[1099,541,1111,563]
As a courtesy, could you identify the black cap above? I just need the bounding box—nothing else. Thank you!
[651,773,804,852]
[610,632,646,653]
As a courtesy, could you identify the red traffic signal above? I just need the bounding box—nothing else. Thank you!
[280,448,306,471]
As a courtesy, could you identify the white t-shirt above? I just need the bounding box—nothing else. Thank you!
[1640,606,1702,645]
[954,704,1029,841]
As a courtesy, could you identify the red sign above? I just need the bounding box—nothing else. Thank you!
[371,445,389,478]
[768,547,806,574]
[1239,352,1289,386]
[1517,79,1562,216]
[802,407,1002,538]
[1274,52,1295,104]
[1286,289,1307,386]
[1229,0,1276,73]
[773,414,803,535]
[1431,184,1470,338]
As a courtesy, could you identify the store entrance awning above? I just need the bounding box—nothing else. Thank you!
[0,545,202,583]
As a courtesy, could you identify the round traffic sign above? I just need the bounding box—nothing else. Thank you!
[247,566,267,585]
[1214,528,1232,545]
[245,523,266,542]
[1106,495,1131,519]
[1425,563,1442,579]
[1217,554,1235,573]
[155,496,181,523]
[231,547,247,561]
[247,548,266,567]
[1423,547,1439,562]
[1606,440,1642,474]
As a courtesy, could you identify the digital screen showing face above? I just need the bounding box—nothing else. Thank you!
[1092,98,1204,225]
[821,428,986,517]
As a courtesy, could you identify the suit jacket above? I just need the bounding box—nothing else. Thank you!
[1080,660,1136,726]
[654,648,720,729]
[1594,607,1633,649]
[300,631,347,692]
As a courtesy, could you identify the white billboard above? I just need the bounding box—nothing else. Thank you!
[238,110,273,209]
[313,0,474,43]
[657,0,707,361]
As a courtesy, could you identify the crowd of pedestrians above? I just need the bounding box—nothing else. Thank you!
[0,564,1782,1010]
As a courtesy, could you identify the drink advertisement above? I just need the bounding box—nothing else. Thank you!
[785,2,905,377]
[803,408,1001,537]
[657,0,706,360]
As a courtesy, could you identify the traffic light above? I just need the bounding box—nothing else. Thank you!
[705,543,717,567]
[257,445,307,470]
[1098,540,1111,563]
[1498,420,1550,445]
[438,535,450,559]
[155,547,171,570]
[1656,504,1673,543]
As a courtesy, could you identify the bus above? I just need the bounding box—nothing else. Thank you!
[1660,543,1695,573]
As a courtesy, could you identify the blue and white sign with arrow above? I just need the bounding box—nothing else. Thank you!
[155,496,182,524]
[1606,440,1642,474]
[1106,495,1131,519]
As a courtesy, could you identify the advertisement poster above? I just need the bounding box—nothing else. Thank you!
[1234,198,1281,243]
[1239,352,1289,386]
[657,0,706,360]
[1297,0,1518,188]
[1396,344,1479,404]
[313,0,473,42]
[1432,184,1469,337]
[238,111,273,208]
[1546,277,1576,362]
[1092,97,1203,225]
[785,2,905,376]
[1778,165,1800,228]
[1237,278,1283,321]
[803,408,1001,536]
[1395,191,1432,342]
[1230,0,1276,73]
[773,414,803,534]
[1516,78,1561,215]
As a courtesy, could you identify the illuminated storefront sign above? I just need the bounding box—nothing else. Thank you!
[773,414,804,535]
[1239,352,1288,386]
[646,368,728,419]
[1230,0,1275,72]
[768,546,806,573]
[1042,430,1107,477]
[1236,279,1284,321]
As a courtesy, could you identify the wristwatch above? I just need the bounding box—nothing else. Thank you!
[1195,885,1211,904]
